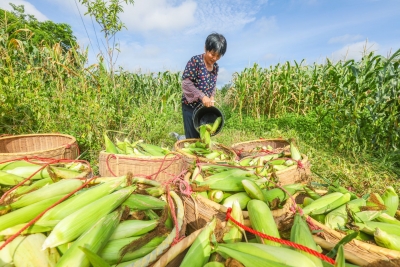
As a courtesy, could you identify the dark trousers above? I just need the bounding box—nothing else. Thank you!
[182,104,200,139]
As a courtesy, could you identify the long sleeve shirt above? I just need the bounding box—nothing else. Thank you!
[181,54,218,108]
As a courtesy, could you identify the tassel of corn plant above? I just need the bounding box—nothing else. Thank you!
[179,217,217,267]
[291,213,323,267]
[42,187,134,249]
[55,210,121,267]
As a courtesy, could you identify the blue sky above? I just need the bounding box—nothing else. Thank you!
[2,0,400,87]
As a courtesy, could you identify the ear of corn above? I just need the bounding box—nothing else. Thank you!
[217,242,318,267]
[303,197,315,207]
[100,235,166,264]
[222,192,251,209]
[180,217,217,267]
[14,177,54,196]
[376,213,400,226]
[203,262,225,267]
[374,227,400,251]
[122,194,166,210]
[0,170,28,186]
[301,192,344,215]
[48,166,89,179]
[324,198,366,229]
[109,220,158,240]
[223,200,244,243]
[242,179,264,201]
[356,221,400,236]
[10,179,83,209]
[104,131,119,153]
[381,186,399,217]
[55,210,121,267]
[11,233,60,267]
[0,195,65,232]
[5,165,50,180]
[291,213,323,267]
[215,243,294,267]
[353,210,383,223]
[263,183,304,206]
[39,178,125,222]
[208,190,224,203]
[42,187,134,249]
[0,160,40,170]
[366,193,385,208]
[247,199,280,246]
[211,117,222,134]
[0,222,54,236]
[289,139,302,161]
[304,187,322,200]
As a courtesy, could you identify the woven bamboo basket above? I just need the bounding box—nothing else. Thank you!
[307,216,400,266]
[182,193,295,234]
[0,133,79,161]
[231,138,290,159]
[98,151,186,183]
[174,139,238,167]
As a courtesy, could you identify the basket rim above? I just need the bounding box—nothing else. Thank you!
[231,138,289,149]
[99,150,183,161]
[173,138,237,161]
[0,133,77,156]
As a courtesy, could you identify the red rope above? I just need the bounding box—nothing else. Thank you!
[225,208,336,265]
[0,175,98,251]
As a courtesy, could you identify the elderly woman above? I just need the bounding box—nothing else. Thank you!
[180,32,227,139]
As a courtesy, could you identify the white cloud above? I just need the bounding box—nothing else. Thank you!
[120,0,197,33]
[328,34,364,44]
[0,0,48,21]
[329,41,379,62]
[216,67,232,86]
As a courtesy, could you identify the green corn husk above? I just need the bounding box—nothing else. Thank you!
[216,243,300,267]
[263,183,305,207]
[353,210,383,223]
[100,235,166,264]
[222,192,251,209]
[289,139,302,161]
[291,213,323,267]
[0,222,54,236]
[0,160,41,170]
[11,233,60,267]
[334,245,345,267]
[247,199,280,246]
[366,192,385,208]
[13,177,54,196]
[0,195,65,232]
[122,194,166,210]
[210,117,222,134]
[324,198,366,230]
[203,262,225,267]
[304,186,322,200]
[79,246,111,267]
[180,217,217,267]
[381,186,399,217]
[39,178,126,222]
[223,200,244,243]
[48,166,89,179]
[42,187,134,249]
[242,179,264,200]
[104,131,119,154]
[10,179,83,209]
[356,221,400,236]
[0,170,29,186]
[303,197,315,207]
[109,220,158,240]
[374,227,400,251]
[55,210,121,267]
[376,213,400,226]
[301,192,345,215]
[4,165,50,180]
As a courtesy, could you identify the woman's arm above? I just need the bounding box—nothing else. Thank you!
[182,79,205,103]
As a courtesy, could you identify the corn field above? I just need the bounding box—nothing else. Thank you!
[228,51,400,156]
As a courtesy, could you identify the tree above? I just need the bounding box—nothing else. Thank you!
[79,0,134,77]
[0,4,77,52]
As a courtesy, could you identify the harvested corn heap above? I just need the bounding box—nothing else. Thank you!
[0,174,184,267]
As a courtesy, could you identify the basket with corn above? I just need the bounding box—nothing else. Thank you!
[99,132,185,182]
[0,174,186,267]
[295,184,400,266]
[181,162,305,234]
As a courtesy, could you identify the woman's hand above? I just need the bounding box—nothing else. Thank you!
[202,95,212,107]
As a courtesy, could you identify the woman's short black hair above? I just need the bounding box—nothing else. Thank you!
[205,33,227,56]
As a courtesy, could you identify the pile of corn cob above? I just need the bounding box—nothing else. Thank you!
[0,175,184,266]
[0,159,91,199]
[237,139,303,176]
[178,200,349,267]
[300,184,400,251]
[104,131,171,157]
[188,163,304,210]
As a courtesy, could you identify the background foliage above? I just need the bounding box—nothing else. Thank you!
[0,7,399,194]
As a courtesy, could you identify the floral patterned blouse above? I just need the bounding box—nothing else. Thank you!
[181,54,219,108]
